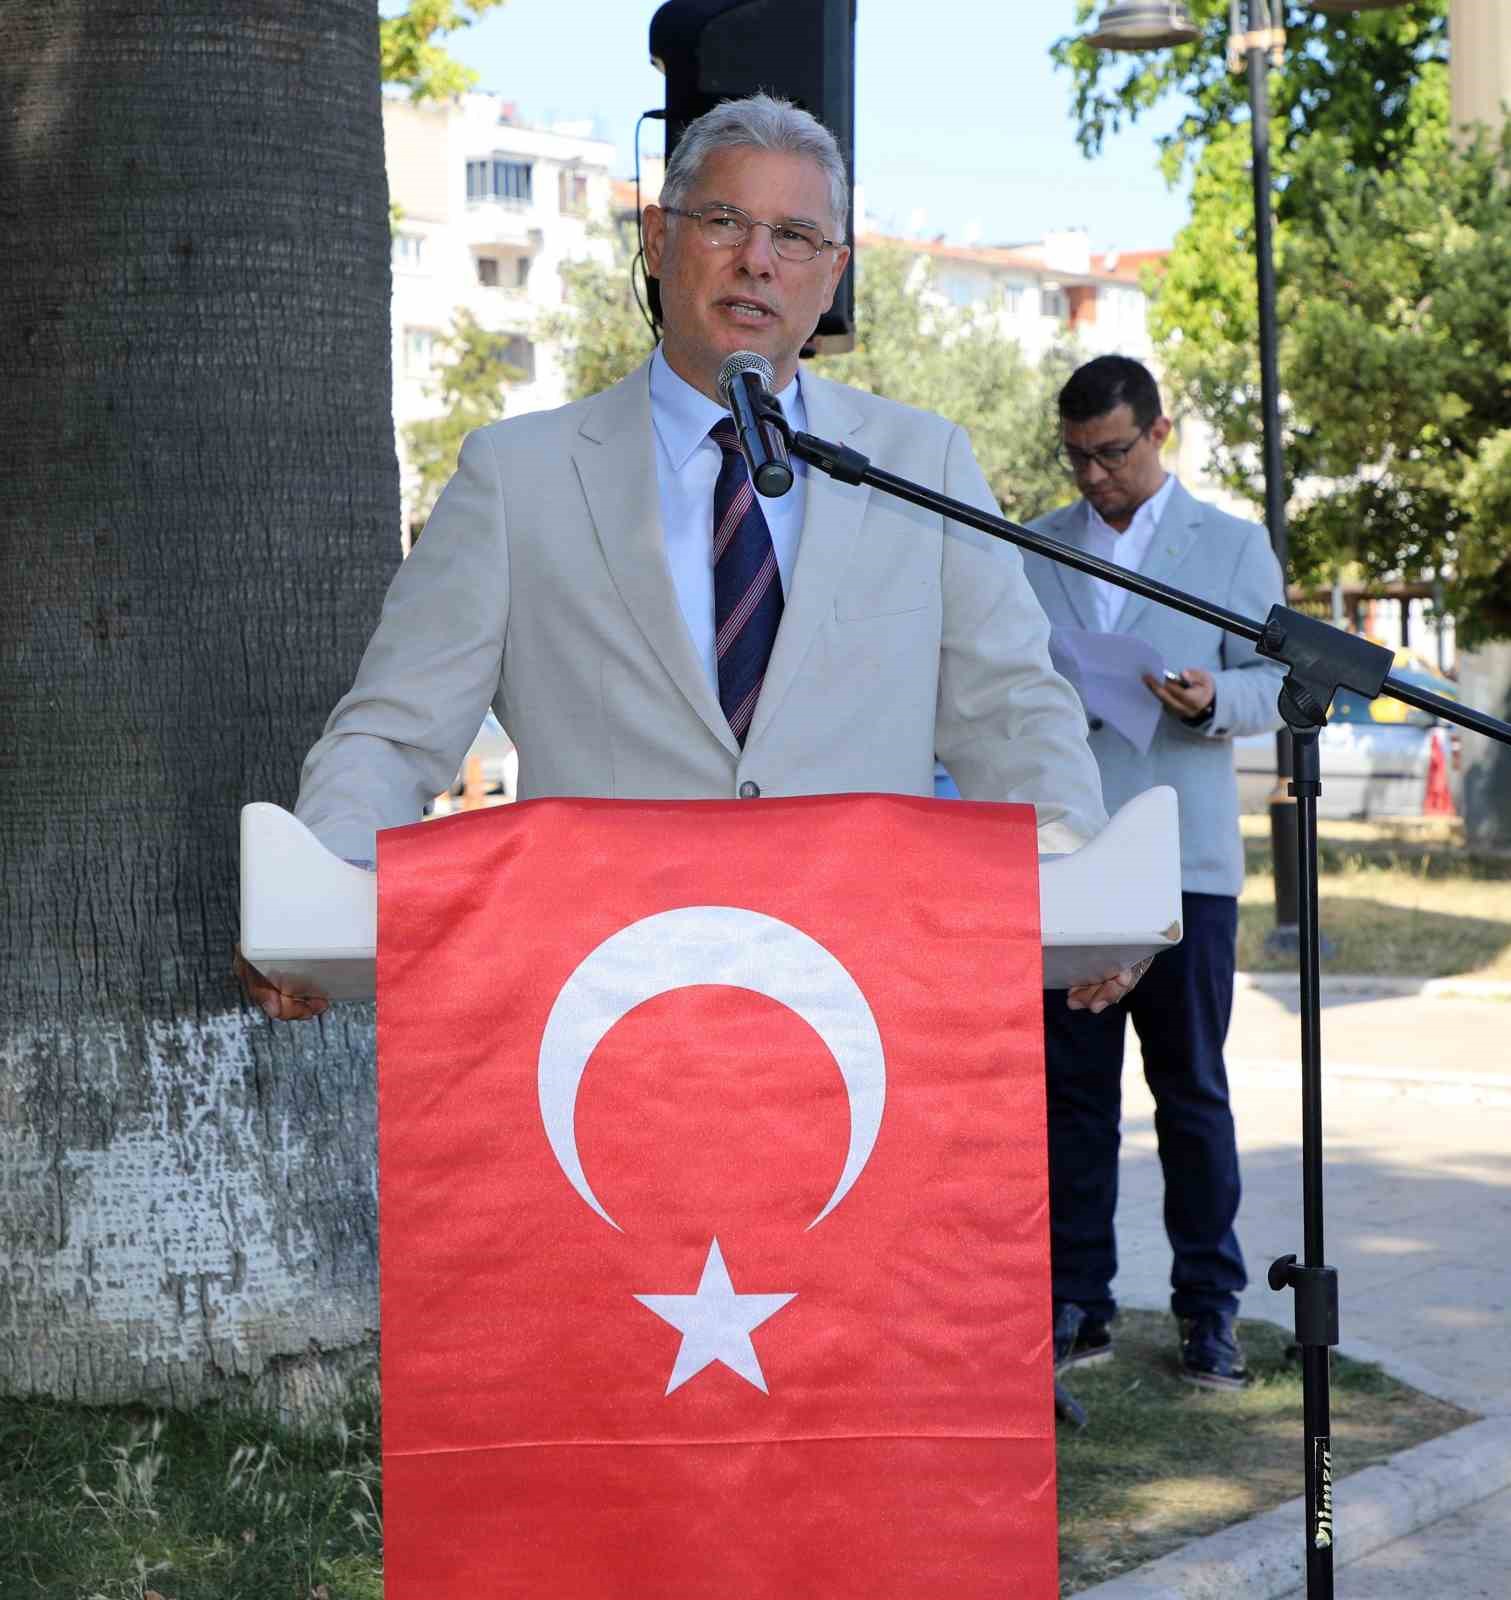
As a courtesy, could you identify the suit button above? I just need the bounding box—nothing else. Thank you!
[1088,716,1105,732]
[738,780,761,799]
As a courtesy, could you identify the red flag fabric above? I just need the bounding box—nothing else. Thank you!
[376,793,1057,1598]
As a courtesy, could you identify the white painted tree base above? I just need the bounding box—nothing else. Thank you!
[0,1010,378,1417]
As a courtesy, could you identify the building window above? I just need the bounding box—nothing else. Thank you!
[496,159,532,202]
[1041,287,1068,320]
[502,335,536,382]
[1000,284,1024,314]
[559,169,589,215]
[393,232,425,271]
[404,327,437,377]
[467,157,533,205]
[475,255,530,290]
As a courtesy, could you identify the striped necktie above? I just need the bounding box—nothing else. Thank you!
[709,420,784,746]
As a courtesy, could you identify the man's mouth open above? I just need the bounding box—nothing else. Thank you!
[718,297,776,323]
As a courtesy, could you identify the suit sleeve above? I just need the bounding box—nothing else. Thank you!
[933,424,1108,849]
[294,427,511,863]
[1199,522,1287,741]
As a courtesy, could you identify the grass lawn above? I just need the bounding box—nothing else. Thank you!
[1238,817,1511,979]
[0,1319,1473,1599]
[0,1394,382,1600]
[1055,1310,1473,1594]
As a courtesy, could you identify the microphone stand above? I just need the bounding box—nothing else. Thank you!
[760,397,1511,1600]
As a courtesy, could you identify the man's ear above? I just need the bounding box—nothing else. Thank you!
[643,205,667,277]
[1151,415,1174,450]
[823,244,851,309]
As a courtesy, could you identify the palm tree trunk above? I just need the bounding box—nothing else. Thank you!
[0,0,399,1413]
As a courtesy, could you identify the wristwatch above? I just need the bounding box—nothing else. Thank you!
[1182,697,1216,728]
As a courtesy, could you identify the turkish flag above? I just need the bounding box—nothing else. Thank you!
[377,793,1056,1597]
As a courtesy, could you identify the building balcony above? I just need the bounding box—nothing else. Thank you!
[457,286,536,332]
[462,200,541,249]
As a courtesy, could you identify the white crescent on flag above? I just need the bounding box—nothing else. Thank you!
[537,905,886,1231]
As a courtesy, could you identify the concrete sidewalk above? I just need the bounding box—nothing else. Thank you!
[1079,979,1511,1599]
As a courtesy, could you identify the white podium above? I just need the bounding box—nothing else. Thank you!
[239,789,1181,1000]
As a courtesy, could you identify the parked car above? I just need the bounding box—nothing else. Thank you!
[1233,654,1461,819]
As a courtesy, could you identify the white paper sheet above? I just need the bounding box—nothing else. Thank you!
[1049,625,1166,755]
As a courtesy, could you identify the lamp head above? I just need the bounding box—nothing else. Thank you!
[1084,2,1201,51]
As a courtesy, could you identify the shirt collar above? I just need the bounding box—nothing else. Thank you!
[650,344,803,472]
[1085,471,1177,547]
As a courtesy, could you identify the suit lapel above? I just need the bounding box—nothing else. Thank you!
[1117,478,1201,639]
[571,363,739,756]
[745,372,870,745]
[1042,505,1100,631]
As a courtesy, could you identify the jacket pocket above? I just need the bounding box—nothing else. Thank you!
[834,579,938,622]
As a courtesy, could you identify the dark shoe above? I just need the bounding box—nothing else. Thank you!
[1179,1310,1251,1391]
[1053,1300,1114,1373]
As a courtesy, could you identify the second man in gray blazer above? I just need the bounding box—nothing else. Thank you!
[1021,355,1285,1395]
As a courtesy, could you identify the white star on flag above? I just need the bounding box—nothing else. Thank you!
[635,1238,797,1396]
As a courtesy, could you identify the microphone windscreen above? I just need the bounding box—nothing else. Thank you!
[716,349,776,408]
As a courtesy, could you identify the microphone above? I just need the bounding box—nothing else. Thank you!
[716,351,795,498]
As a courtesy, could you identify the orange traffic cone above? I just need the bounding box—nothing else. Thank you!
[1424,728,1455,816]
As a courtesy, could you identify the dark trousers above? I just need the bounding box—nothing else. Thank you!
[1043,892,1245,1323]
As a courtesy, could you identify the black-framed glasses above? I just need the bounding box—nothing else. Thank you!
[1055,424,1152,475]
[661,203,839,263]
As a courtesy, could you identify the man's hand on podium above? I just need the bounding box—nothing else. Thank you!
[1066,956,1154,1015]
[233,946,330,1021]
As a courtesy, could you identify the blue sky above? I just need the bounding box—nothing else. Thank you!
[406,1,1195,252]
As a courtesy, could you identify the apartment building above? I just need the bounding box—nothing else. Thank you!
[382,101,1225,554]
[881,228,1165,365]
[383,90,616,520]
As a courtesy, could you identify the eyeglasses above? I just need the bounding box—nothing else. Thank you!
[1055,424,1152,475]
[661,203,839,263]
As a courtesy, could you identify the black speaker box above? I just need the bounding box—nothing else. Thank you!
[647,0,856,353]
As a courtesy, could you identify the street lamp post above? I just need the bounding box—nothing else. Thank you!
[1084,7,1410,1599]
[1238,6,1303,950]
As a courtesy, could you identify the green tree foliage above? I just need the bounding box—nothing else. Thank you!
[813,246,1078,520]
[1049,3,1511,634]
[403,310,522,519]
[380,0,506,99]
[538,252,658,402]
[1053,0,1447,179]
[1272,124,1511,642]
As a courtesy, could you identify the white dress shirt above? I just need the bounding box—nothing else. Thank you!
[649,345,807,690]
[1083,472,1177,631]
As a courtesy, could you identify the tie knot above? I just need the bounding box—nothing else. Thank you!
[709,419,741,455]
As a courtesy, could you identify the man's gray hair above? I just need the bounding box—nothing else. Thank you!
[660,93,849,237]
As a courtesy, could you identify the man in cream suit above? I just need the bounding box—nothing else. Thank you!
[239,95,1138,1022]
[1021,355,1285,1393]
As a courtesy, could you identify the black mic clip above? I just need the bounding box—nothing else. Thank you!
[745,383,870,487]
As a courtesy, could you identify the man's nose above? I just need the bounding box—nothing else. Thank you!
[733,222,779,274]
